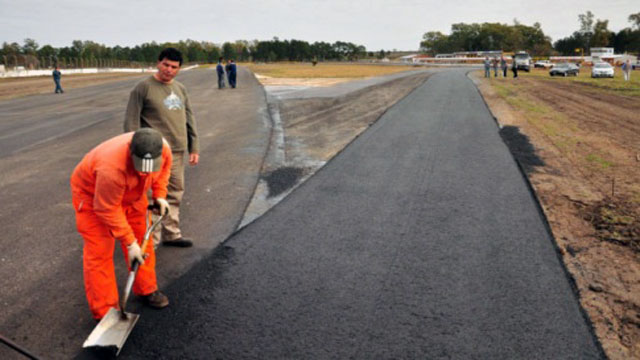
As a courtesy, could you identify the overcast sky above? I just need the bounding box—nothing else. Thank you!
[1,0,637,51]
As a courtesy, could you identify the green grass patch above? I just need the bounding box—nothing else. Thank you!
[492,82,515,98]
[586,153,613,169]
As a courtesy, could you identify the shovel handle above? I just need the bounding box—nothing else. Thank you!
[119,207,167,315]
[130,205,166,270]
[140,206,166,257]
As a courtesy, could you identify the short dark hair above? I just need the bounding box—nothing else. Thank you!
[158,47,183,66]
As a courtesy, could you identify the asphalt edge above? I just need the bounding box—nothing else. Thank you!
[465,70,607,359]
[227,67,276,238]
[220,71,433,243]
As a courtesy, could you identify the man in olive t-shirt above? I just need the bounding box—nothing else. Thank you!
[124,47,199,248]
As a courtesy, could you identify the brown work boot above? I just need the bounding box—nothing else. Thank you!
[143,291,169,309]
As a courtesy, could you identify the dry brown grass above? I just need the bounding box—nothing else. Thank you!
[240,62,413,78]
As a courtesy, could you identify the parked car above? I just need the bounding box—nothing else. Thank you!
[534,60,553,69]
[632,61,640,70]
[549,63,579,77]
[591,62,614,78]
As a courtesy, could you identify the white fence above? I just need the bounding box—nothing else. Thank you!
[0,64,198,78]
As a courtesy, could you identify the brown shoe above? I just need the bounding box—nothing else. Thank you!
[143,291,169,309]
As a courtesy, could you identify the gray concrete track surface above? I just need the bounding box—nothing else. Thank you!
[120,70,603,359]
[0,67,269,360]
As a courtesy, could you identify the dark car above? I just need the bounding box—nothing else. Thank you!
[549,62,579,77]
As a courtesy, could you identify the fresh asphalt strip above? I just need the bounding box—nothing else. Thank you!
[109,69,603,359]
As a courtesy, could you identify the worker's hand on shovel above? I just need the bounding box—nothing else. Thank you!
[154,198,170,216]
[127,242,145,267]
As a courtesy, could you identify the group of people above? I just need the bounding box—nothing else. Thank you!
[71,47,199,320]
[484,56,518,78]
[51,56,241,96]
[216,57,237,89]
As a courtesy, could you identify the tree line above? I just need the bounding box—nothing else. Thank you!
[420,12,640,57]
[0,37,368,67]
[553,11,640,55]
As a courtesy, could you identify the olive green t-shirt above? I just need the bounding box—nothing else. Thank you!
[124,76,199,154]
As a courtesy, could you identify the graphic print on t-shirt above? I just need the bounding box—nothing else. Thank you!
[163,91,183,110]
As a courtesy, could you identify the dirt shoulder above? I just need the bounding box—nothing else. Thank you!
[0,72,148,100]
[277,72,433,166]
[240,71,433,226]
[472,71,640,360]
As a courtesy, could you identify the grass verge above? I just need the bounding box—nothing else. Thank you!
[519,68,640,97]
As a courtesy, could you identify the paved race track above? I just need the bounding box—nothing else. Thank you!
[117,70,603,359]
[0,67,270,360]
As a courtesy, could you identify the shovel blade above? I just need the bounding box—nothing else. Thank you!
[83,307,139,356]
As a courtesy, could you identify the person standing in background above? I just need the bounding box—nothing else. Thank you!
[228,60,237,88]
[216,57,226,89]
[53,66,64,93]
[511,57,518,78]
[124,47,200,248]
[500,56,508,77]
[622,60,631,81]
[483,57,491,78]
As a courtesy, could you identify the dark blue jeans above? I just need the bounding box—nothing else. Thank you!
[54,79,63,93]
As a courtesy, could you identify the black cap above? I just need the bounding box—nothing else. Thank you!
[130,128,163,172]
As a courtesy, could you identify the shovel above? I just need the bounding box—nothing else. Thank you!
[82,205,166,356]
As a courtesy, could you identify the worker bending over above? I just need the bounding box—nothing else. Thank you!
[71,128,172,320]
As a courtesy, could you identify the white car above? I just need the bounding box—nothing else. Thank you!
[534,60,553,69]
[591,62,614,78]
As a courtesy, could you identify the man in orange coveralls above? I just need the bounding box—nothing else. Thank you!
[71,128,172,320]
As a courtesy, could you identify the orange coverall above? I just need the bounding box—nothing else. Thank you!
[70,132,172,319]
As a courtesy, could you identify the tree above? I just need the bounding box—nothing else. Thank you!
[222,42,237,61]
[1,42,21,56]
[591,19,611,47]
[37,45,56,58]
[420,31,449,55]
[22,38,39,55]
[420,21,552,56]
[311,41,334,61]
[448,23,482,51]
[228,40,251,61]
[628,12,640,30]
[554,35,584,55]
[71,40,85,57]
[578,11,595,34]
[202,42,221,62]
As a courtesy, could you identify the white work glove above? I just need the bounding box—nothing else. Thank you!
[127,242,145,266]
[154,198,170,216]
